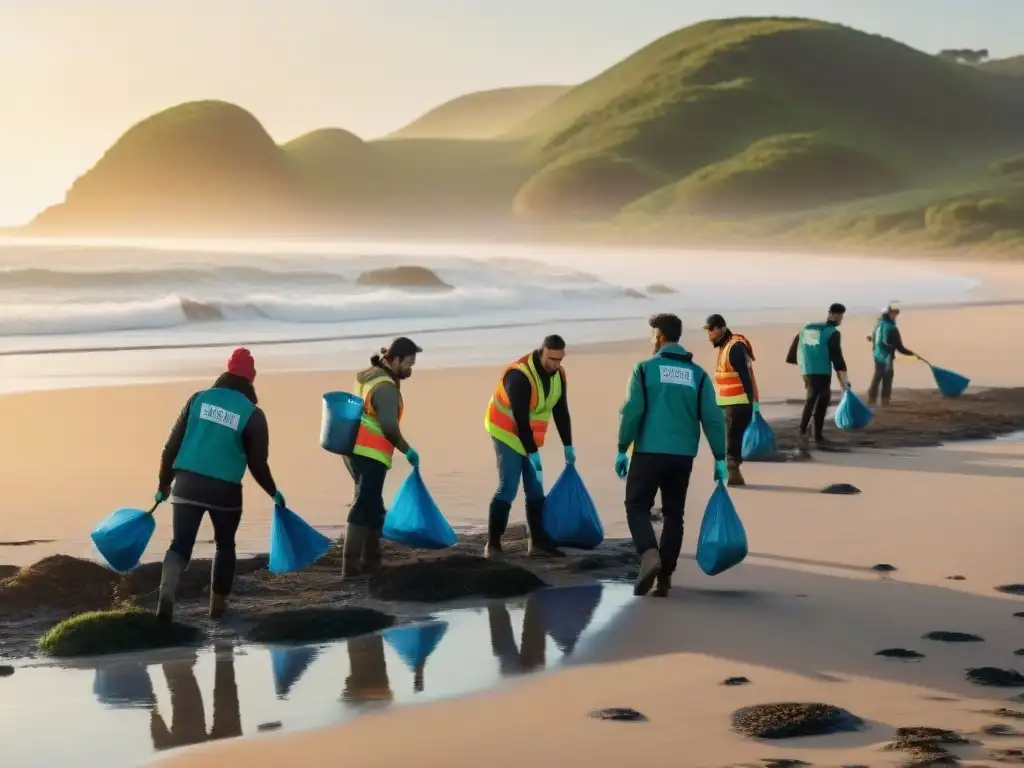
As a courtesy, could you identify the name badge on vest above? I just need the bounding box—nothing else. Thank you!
[659,365,694,387]
[199,403,241,430]
[802,329,821,346]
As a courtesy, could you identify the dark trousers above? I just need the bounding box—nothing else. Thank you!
[724,404,753,461]
[799,374,832,440]
[168,504,242,596]
[867,360,894,405]
[624,453,694,576]
[344,454,389,530]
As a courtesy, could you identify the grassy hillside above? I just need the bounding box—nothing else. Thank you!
[513,18,1024,223]
[980,56,1024,77]
[388,85,571,139]
[32,101,308,234]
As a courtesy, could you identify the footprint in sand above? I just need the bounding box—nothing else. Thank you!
[967,667,1024,687]
[922,630,985,643]
[982,723,1023,737]
[946,575,967,581]
[588,707,647,722]
[876,648,925,660]
[996,584,1024,596]
[872,563,897,572]
[722,676,751,686]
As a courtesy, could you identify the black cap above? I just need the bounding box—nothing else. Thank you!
[703,313,727,330]
[828,303,847,315]
[386,337,422,358]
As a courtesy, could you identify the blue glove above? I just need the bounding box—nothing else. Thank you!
[273,490,286,507]
[564,446,576,465]
[405,447,420,468]
[752,402,760,414]
[528,451,542,473]
[614,452,630,479]
[714,459,728,484]
[154,490,167,504]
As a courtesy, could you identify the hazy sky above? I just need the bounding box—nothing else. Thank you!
[0,0,1019,225]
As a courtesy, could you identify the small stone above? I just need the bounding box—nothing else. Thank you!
[872,563,897,572]
[588,707,647,722]
[731,703,864,739]
[996,585,1024,596]
[987,708,1024,720]
[1015,612,1024,618]
[966,667,1024,687]
[257,721,282,732]
[947,575,966,581]
[922,631,984,643]
[761,760,811,768]
[877,648,925,660]
[0,665,13,677]
[821,483,861,495]
[723,676,751,686]
[982,724,1021,737]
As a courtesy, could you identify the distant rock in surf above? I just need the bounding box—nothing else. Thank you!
[645,283,677,294]
[356,266,452,289]
[180,298,225,322]
[622,288,647,299]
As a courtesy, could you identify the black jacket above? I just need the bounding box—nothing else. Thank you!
[502,351,572,454]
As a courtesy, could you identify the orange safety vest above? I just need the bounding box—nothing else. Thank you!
[715,333,759,406]
[352,371,405,468]
[484,354,563,456]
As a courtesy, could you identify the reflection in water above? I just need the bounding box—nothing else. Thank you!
[383,621,449,693]
[92,662,155,709]
[270,645,321,699]
[342,633,393,706]
[149,644,242,751]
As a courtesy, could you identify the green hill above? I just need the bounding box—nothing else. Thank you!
[389,85,571,139]
[980,56,1024,77]
[513,17,1024,222]
[31,101,308,234]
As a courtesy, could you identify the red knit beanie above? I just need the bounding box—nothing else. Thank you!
[226,347,256,382]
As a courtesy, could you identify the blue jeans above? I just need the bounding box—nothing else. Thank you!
[491,438,544,504]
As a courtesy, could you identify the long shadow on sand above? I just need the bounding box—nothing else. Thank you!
[569,559,1024,702]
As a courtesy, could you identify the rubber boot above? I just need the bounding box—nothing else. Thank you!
[796,433,811,459]
[634,549,662,596]
[156,551,184,623]
[726,457,746,487]
[484,499,511,559]
[361,528,383,574]
[209,593,228,620]
[525,499,564,558]
[342,524,369,578]
[652,571,672,598]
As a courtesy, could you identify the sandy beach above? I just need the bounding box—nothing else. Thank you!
[3,300,1024,767]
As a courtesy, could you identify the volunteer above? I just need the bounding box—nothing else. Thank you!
[704,313,758,486]
[867,301,915,406]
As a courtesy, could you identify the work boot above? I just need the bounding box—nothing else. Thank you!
[796,433,811,460]
[342,524,369,578]
[484,499,511,559]
[209,592,228,620]
[652,572,672,598]
[525,499,565,558]
[726,458,746,487]
[634,549,662,596]
[155,551,185,623]
[361,528,384,574]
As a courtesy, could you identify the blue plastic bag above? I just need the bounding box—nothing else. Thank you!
[741,410,777,460]
[834,388,873,430]
[695,481,748,576]
[383,621,449,672]
[930,364,970,398]
[383,469,457,549]
[269,646,321,699]
[320,391,364,455]
[90,506,157,573]
[268,505,333,574]
[532,583,603,655]
[541,465,604,549]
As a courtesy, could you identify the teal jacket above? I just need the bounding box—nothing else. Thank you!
[797,322,838,376]
[617,344,726,459]
[172,387,254,484]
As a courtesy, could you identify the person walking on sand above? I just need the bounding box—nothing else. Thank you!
[867,301,916,407]
[483,334,574,559]
[704,313,759,487]
[343,337,422,577]
[154,348,284,622]
[786,303,850,457]
[615,314,727,598]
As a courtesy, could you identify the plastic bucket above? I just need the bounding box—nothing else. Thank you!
[320,391,364,455]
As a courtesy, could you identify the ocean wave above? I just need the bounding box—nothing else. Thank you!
[0,265,351,289]
[0,284,642,337]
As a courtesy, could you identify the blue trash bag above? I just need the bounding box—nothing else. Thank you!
[92,663,156,709]
[382,469,457,549]
[320,391,364,455]
[268,505,333,574]
[741,410,777,460]
[532,583,603,655]
[383,621,449,672]
[90,507,157,573]
[834,388,873,430]
[269,646,321,699]
[930,364,970,398]
[695,481,748,576]
[541,465,605,549]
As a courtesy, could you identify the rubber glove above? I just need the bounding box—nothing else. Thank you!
[405,446,420,468]
[528,451,542,473]
[154,490,167,504]
[714,459,728,484]
[273,490,286,508]
[752,402,761,414]
[564,446,576,465]
[614,452,630,479]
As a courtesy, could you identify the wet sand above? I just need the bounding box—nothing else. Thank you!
[2,303,1024,766]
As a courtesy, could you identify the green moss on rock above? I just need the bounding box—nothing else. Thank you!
[38,609,200,657]
[246,607,395,644]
